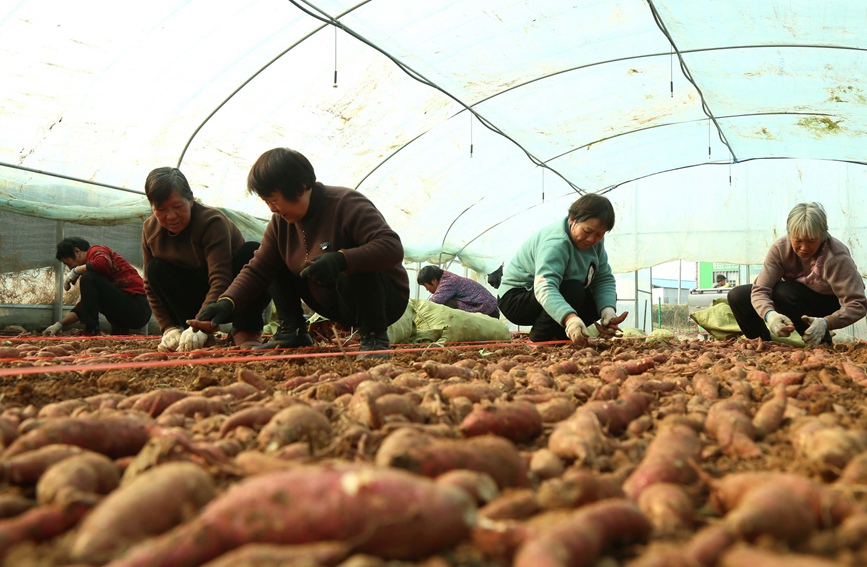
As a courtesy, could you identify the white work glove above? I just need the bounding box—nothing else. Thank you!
[801,315,828,347]
[43,322,64,336]
[178,326,209,351]
[599,306,617,326]
[565,316,589,345]
[63,269,81,291]
[766,311,795,337]
[158,327,182,352]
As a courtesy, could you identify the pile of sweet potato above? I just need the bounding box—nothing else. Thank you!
[0,335,866,566]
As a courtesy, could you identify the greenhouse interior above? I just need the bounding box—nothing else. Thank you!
[1,1,867,566]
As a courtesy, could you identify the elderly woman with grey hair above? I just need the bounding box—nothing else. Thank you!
[728,202,867,347]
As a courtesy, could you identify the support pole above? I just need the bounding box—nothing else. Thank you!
[53,221,64,322]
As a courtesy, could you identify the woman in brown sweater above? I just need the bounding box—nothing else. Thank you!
[190,148,409,357]
[142,167,272,351]
[728,202,867,347]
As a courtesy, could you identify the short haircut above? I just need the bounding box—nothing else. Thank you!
[144,167,193,206]
[417,265,444,285]
[716,274,727,282]
[568,193,615,231]
[55,236,90,261]
[787,202,828,241]
[247,148,317,201]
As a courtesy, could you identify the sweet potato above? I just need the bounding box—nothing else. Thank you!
[257,404,332,452]
[0,503,91,558]
[3,416,151,459]
[682,523,737,567]
[218,406,279,438]
[536,468,622,510]
[0,444,95,484]
[0,494,36,519]
[637,482,694,534]
[376,431,526,488]
[130,389,190,417]
[421,360,477,380]
[459,401,543,442]
[436,469,499,505]
[107,464,475,566]
[705,398,760,458]
[840,360,867,387]
[622,421,702,500]
[159,395,228,419]
[36,452,120,506]
[236,367,272,392]
[70,461,216,564]
[835,451,867,485]
[718,545,841,567]
[752,384,787,438]
[725,483,817,542]
[513,499,652,567]
[440,382,501,403]
[199,541,350,567]
[769,371,805,386]
[479,488,539,520]
[791,416,867,475]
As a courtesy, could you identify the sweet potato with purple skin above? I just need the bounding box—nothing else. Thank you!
[36,452,120,506]
[622,422,702,500]
[440,382,501,403]
[705,398,760,458]
[459,401,543,442]
[236,367,272,392]
[536,468,622,510]
[218,406,279,438]
[513,499,652,567]
[377,432,526,488]
[70,461,216,564]
[3,416,151,459]
[1,444,94,484]
[105,464,476,566]
[130,389,190,417]
[159,396,228,419]
[0,494,36,519]
[0,503,91,558]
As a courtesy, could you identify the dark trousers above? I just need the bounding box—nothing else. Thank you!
[728,281,838,343]
[145,241,271,332]
[443,299,500,319]
[75,272,152,334]
[498,280,599,341]
[271,265,407,333]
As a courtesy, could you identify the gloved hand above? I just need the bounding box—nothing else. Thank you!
[565,316,589,345]
[801,315,828,347]
[63,269,81,291]
[300,252,347,285]
[595,307,627,338]
[178,326,209,351]
[766,311,795,337]
[158,327,182,352]
[194,298,235,328]
[43,322,64,336]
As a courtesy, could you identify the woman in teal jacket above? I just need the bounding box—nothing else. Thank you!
[498,194,627,343]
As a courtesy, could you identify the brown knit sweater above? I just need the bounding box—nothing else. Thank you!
[141,201,245,330]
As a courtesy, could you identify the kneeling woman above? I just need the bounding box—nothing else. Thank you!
[728,202,866,347]
[498,193,627,344]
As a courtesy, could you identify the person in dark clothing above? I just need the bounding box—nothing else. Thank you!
[142,167,273,351]
[43,237,151,336]
[190,147,409,357]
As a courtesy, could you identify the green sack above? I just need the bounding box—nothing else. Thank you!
[411,299,511,343]
[387,301,416,345]
[690,301,806,347]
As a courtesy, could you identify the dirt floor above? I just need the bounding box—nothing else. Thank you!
[0,328,866,566]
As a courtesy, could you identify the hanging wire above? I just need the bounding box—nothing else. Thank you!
[333,25,338,88]
[470,113,473,158]
[647,0,738,163]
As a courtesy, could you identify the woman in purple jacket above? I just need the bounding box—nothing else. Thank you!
[728,202,866,347]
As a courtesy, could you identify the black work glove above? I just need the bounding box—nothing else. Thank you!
[195,298,235,327]
[300,251,347,285]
